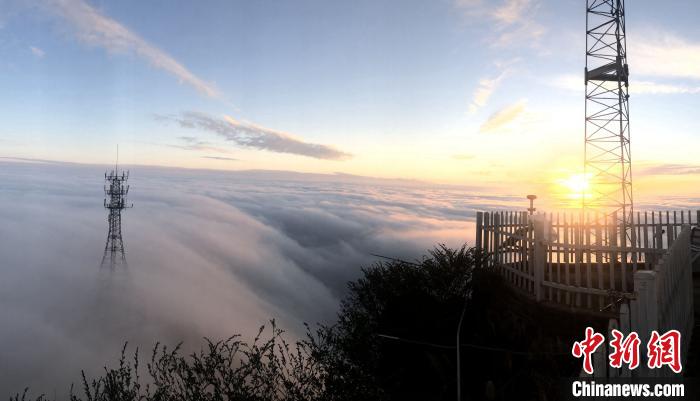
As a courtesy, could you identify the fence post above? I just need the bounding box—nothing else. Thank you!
[608,212,625,264]
[679,226,694,365]
[686,228,695,358]
[656,224,664,251]
[632,270,658,377]
[593,343,607,379]
[619,304,632,378]
[608,318,619,378]
[476,212,483,268]
[533,216,545,302]
[494,213,501,271]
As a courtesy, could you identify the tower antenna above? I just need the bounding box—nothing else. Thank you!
[101,151,133,269]
[583,0,635,250]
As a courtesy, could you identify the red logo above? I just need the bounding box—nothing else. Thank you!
[608,329,640,370]
[572,327,606,374]
[572,328,683,374]
[647,330,682,373]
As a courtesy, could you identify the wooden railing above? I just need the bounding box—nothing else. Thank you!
[583,226,694,378]
[692,227,700,265]
[475,210,699,313]
[474,211,533,295]
[474,210,697,377]
[631,226,694,377]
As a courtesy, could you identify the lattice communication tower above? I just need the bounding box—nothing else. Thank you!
[583,0,634,246]
[101,164,133,268]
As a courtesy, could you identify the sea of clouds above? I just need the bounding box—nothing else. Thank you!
[0,159,529,395]
[1,159,698,395]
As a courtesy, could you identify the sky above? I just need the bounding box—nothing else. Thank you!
[1,0,699,203]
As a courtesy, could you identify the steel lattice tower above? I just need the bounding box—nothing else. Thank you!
[583,0,634,247]
[101,165,132,268]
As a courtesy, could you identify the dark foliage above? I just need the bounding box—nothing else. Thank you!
[13,322,330,401]
[314,244,478,401]
[320,244,606,401]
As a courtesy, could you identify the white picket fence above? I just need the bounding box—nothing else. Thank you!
[475,211,698,313]
[474,211,697,377]
[593,225,694,378]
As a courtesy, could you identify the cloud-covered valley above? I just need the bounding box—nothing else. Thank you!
[0,160,516,395]
[1,160,698,395]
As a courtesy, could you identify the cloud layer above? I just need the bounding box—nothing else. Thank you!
[1,159,697,395]
[0,160,499,395]
[42,0,219,97]
[159,112,352,160]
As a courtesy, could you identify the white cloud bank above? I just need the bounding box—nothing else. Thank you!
[0,160,502,395]
[1,159,696,395]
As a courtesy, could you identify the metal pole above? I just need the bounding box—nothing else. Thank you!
[456,297,467,401]
[527,195,537,216]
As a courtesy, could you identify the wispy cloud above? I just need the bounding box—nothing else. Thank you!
[170,136,231,154]
[29,46,45,58]
[468,71,508,114]
[633,81,700,95]
[553,74,700,95]
[631,30,700,81]
[492,18,545,47]
[479,100,526,133]
[202,156,239,162]
[637,162,700,176]
[457,1,536,115]
[452,154,475,160]
[157,112,352,160]
[42,0,219,97]
[492,0,532,25]
[455,0,544,47]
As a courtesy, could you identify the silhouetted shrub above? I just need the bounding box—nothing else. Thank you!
[322,244,605,401]
[14,321,332,401]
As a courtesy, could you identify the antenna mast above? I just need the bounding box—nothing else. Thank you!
[583,0,634,248]
[101,148,133,268]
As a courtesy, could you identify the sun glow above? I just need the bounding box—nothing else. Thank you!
[552,173,594,208]
[561,173,590,195]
